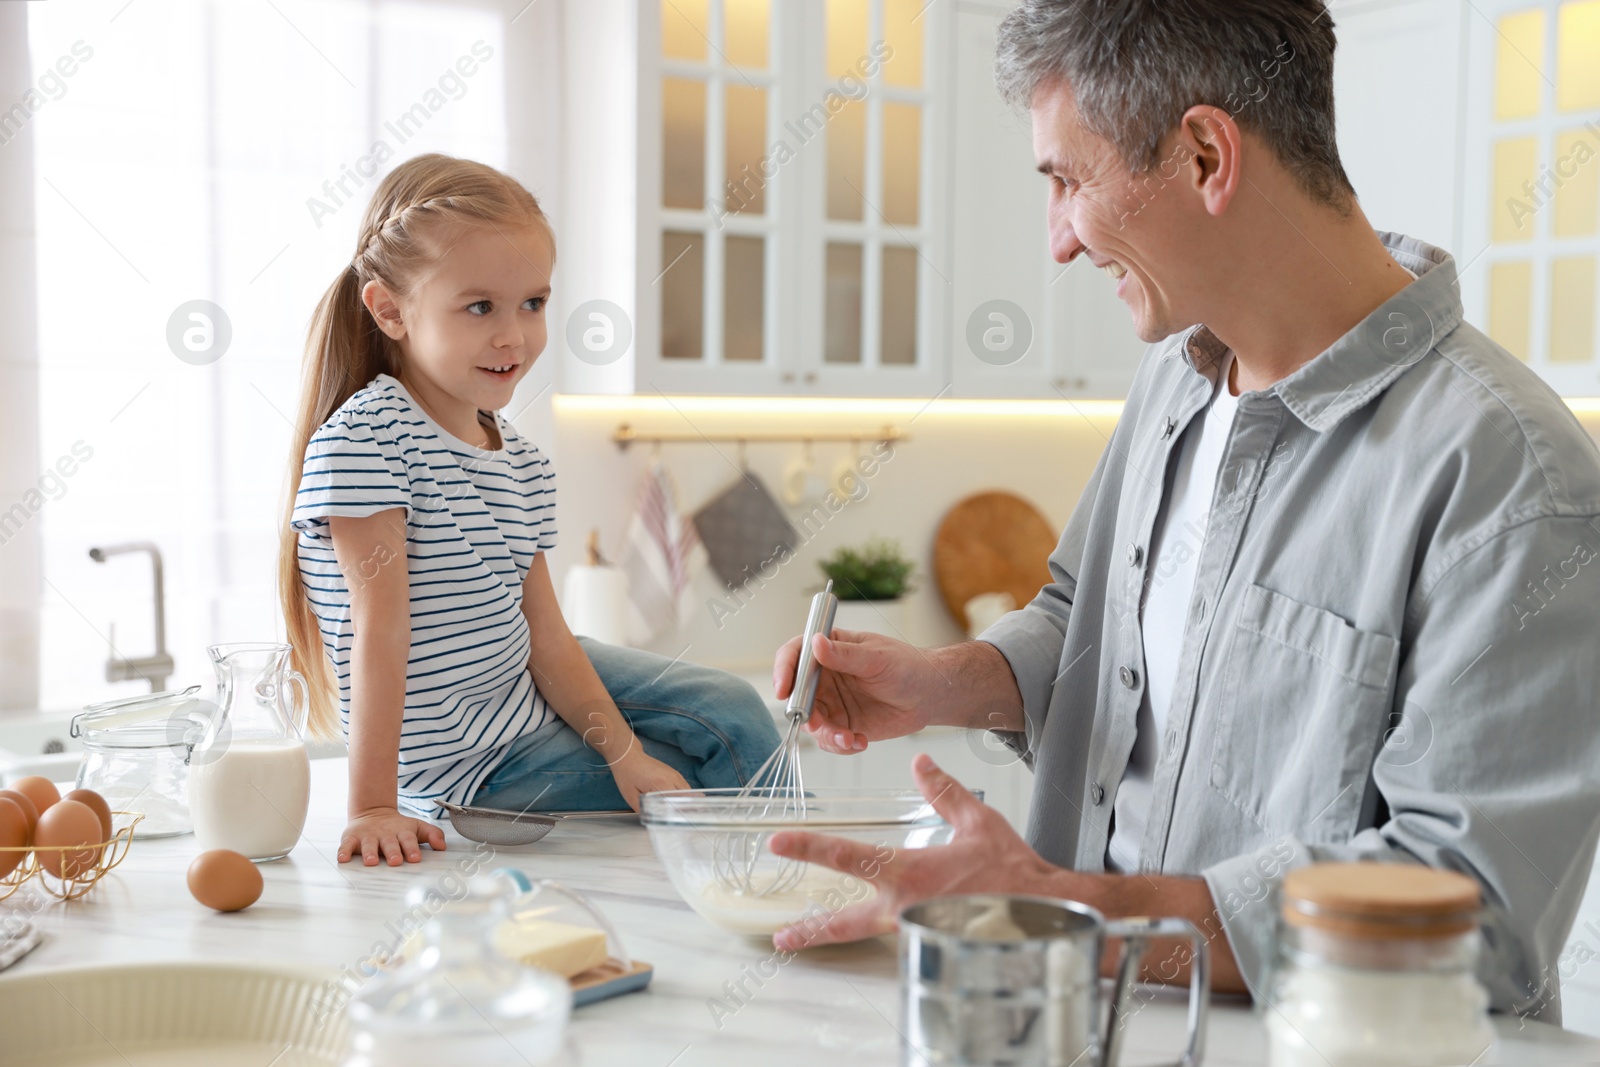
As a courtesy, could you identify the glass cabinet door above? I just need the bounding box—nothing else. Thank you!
[806,0,944,395]
[648,0,788,393]
[643,0,948,396]
[1463,0,1600,397]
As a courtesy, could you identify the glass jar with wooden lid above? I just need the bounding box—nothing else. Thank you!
[1266,862,1495,1067]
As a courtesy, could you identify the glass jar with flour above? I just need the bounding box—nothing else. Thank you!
[72,686,210,838]
[1266,862,1495,1067]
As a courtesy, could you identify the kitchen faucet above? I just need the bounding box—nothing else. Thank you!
[88,541,175,692]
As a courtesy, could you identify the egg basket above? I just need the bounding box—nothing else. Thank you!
[0,811,143,901]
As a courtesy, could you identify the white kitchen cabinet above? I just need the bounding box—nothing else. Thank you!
[1306,0,1598,396]
[558,0,1142,402]
[1329,0,1465,253]
[626,0,952,399]
[561,0,1568,403]
[1456,0,1600,395]
[946,2,1144,401]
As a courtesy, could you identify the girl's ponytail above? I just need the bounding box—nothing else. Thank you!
[278,154,553,741]
[278,264,397,739]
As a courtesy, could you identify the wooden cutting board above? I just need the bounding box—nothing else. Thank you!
[933,491,1058,627]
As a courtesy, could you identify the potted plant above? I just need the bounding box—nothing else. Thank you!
[817,538,916,638]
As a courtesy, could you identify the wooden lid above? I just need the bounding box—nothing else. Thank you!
[1282,863,1481,940]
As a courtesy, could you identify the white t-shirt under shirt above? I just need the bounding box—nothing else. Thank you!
[291,373,559,814]
[1106,266,1418,871]
[1106,350,1241,872]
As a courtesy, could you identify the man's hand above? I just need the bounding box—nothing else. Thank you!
[768,753,1057,950]
[609,748,690,812]
[766,754,1249,993]
[338,806,446,866]
[771,629,941,754]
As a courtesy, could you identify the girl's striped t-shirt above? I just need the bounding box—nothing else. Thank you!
[291,373,559,814]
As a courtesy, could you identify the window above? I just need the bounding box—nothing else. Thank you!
[643,0,946,394]
[25,0,508,708]
[1465,1,1600,395]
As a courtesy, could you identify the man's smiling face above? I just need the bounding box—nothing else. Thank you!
[1032,79,1203,344]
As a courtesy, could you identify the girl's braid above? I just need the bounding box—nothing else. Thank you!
[350,195,460,271]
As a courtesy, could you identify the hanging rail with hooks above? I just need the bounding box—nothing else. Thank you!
[611,423,908,451]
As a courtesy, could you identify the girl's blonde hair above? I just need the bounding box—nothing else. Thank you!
[279,153,554,740]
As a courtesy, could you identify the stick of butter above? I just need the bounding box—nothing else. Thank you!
[493,917,610,979]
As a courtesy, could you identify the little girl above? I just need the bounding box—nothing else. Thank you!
[278,154,781,867]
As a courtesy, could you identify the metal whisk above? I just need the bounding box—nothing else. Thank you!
[712,580,838,898]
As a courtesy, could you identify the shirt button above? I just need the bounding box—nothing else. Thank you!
[1119,665,1140,689]
[1194,598,1207,622]
[1091,783,1105,805]
[1160,417,1177,440]
[1127,544,1144,567]
[1165,730,1181,761]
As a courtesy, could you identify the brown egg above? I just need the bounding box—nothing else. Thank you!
[0,797,28,878]
[34,799,104,879]
[62,789,113,841]
[10,776,60,816]
[187,849,264,912]
[0,788,38,841]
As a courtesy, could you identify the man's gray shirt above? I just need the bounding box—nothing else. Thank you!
[981,232,1600,1021]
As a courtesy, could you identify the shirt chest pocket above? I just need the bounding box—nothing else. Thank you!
[1209,583,1399,842]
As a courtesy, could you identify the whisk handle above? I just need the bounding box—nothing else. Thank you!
[786,581,839,723]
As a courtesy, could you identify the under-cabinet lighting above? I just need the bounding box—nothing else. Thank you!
[552,394,1126,419]
[553,394,1600,420]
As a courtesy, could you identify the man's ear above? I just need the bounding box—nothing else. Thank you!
[1179,105,1242,217]
[362,279,408,341]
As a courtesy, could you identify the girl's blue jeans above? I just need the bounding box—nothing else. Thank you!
[470,637,783,812]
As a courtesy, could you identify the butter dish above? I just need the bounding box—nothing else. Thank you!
[498,868,654,1007]
[390,870,652,1007]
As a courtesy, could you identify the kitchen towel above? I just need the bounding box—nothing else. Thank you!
[0,919,41,972]
[692,472,799,591]
[619,459,705,643]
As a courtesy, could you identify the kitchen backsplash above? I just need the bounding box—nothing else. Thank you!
[519,396,1120,674]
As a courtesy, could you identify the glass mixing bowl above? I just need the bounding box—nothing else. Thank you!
[640,788,981,939]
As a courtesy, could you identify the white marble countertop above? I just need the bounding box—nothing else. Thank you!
[6,758,1600,1066]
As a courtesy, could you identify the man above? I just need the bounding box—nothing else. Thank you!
[766,0,1600,1021]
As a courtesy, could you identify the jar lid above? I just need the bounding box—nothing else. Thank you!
[1282,862,1480,940]
[71,685,209,748]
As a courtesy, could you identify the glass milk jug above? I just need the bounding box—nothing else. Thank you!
[187,642,311,861]
[1266,862,1495,1067]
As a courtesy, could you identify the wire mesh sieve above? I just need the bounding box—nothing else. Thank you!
[437,802,636,846]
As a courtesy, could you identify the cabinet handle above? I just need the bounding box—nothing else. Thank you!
[781,372,795,383]
[803,372,817,384]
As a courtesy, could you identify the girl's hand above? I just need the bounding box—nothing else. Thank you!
[609,749,690,812]
[338,806,447,866]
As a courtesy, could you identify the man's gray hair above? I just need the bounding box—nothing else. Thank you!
[995,0,1355,209]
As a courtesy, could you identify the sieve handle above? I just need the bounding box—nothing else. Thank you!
[1101,916,1208,1067]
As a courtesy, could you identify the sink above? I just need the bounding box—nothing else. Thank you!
[0,708,348,787]
[0,710,84,784]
